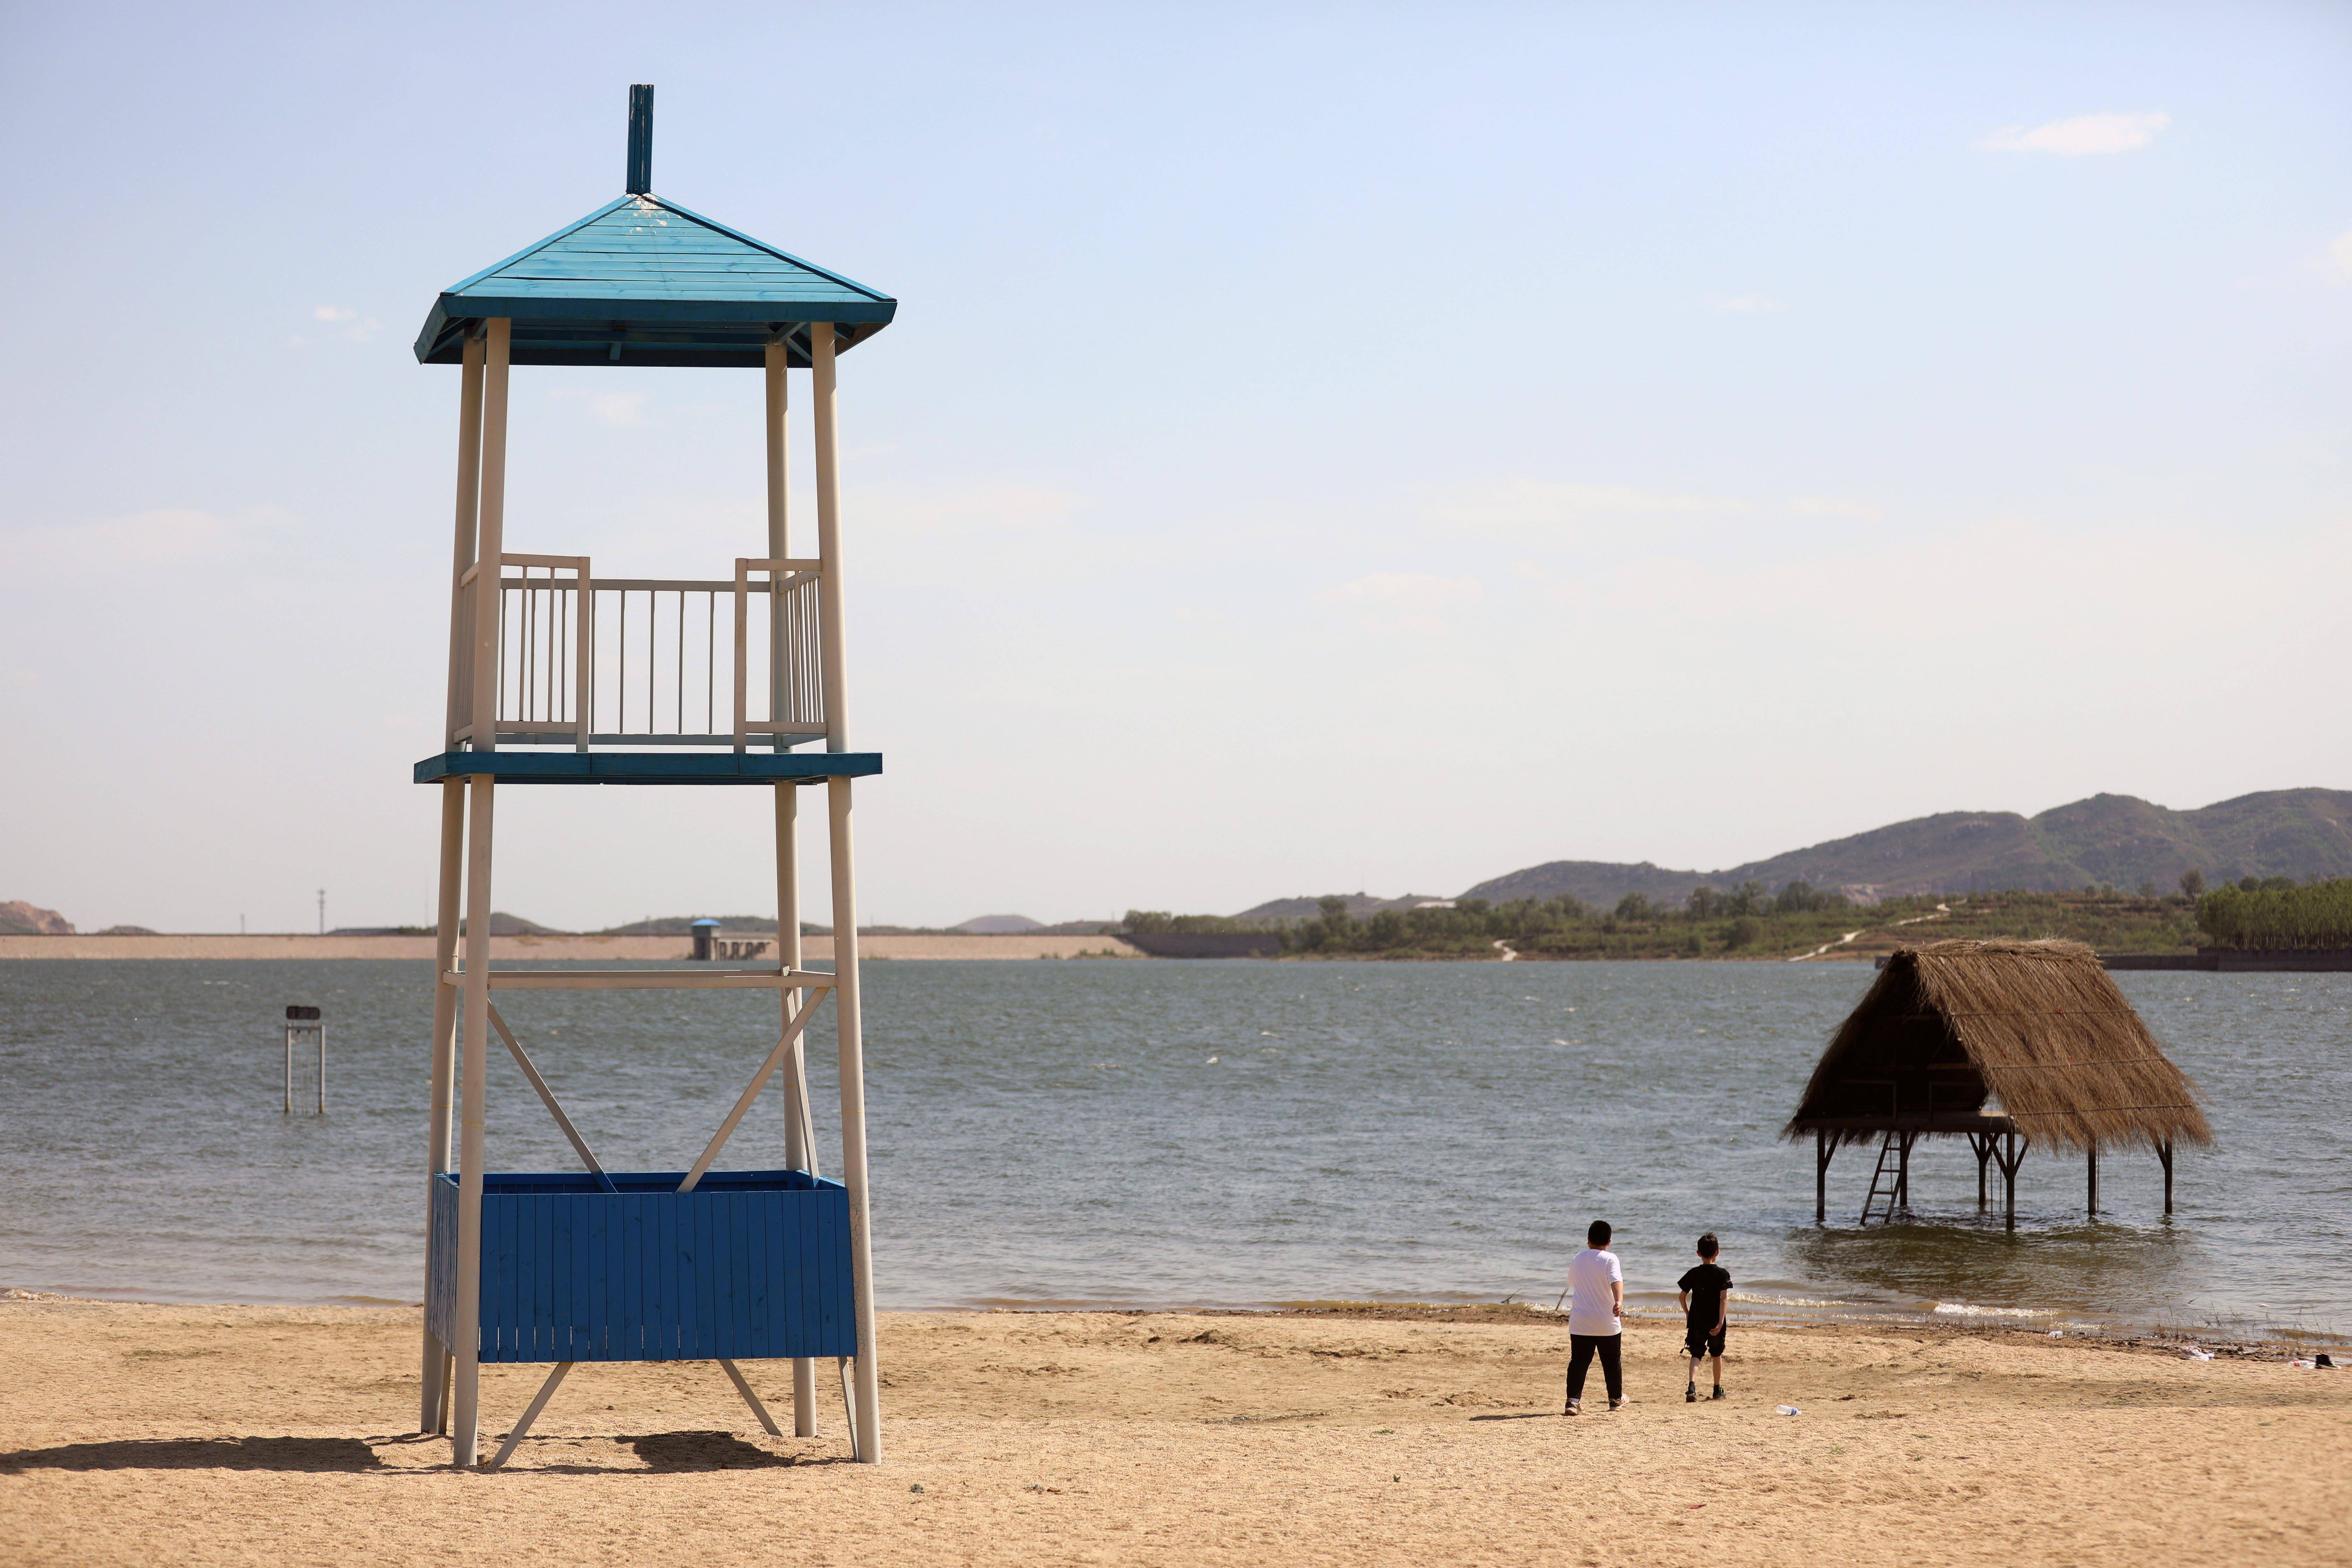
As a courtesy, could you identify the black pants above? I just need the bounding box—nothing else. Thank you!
[1566,1332,1623,1404]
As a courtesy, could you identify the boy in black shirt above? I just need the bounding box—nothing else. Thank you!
[1678,1233,1731,1402]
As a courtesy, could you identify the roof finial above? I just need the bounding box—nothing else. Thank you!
[626,84,654,195]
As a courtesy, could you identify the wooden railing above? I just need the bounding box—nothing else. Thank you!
[451,555,827,750]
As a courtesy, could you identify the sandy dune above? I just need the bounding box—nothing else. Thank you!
[0,1298,2343,1567]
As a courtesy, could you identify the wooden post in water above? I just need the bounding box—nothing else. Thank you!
[2086,1142,2099,1217]
[2159,1138,2174,1216]
[1815,1131,1831,1223]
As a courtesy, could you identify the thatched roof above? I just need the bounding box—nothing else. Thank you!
[1784,939,2212,1153]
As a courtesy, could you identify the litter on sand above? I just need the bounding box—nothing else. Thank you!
[2047,1330,2064,1337]
[2181,1347,2214,1361]
[1775,1405,1801,1416]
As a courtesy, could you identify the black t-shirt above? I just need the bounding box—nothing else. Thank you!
[1678,1263,1732,1327]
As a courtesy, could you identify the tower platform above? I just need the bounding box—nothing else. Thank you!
[415,750,881,786]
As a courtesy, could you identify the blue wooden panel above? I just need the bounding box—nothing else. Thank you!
[413,751,883,787]
[442,1171,853,1363]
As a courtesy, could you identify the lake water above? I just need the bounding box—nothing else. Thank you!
[0,959,2343,1342]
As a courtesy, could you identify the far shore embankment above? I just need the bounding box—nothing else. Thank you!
[0,932,1142,961]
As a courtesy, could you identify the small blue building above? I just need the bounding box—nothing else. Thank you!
[413,86,891,1468]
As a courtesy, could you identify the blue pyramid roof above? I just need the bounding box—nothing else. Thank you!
[415,194,896,369]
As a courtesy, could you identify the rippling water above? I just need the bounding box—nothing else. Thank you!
[0,959,2343,1339]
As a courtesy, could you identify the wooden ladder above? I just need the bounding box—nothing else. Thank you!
[1858,1134,1903,1225]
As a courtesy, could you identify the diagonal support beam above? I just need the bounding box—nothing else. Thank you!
[719,1358,783,1436]
[678,996,819,1194]
[484,1361,572,1470]
[486,1004,617,1194]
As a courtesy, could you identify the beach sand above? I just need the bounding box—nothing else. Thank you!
[2,1299,2344,1566]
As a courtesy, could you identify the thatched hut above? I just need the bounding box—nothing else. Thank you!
[1786,939,2211,1228]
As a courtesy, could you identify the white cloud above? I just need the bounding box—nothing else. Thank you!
[2326,232,2352,281]
[590,391,649,428]
[9,508,254,568]
[1438,480,1747,536]
[1316,572,1482,635]
[1716,295,1786,312]
[303,304,380,342]
[1983,111,2169,156]
[1785,496,1882,520]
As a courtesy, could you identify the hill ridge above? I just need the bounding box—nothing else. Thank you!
[1456,788,2352,909]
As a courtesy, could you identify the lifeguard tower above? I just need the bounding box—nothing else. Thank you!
[411,86,890,1467]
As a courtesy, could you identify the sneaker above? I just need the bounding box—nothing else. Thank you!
[1710,1386,1726,1401]
[1564,1399,1581,1416]
[1685,1382,1698,1403]
[1608,1398,1626,1411]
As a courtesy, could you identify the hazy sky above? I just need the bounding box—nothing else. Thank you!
[4,1,2349,932]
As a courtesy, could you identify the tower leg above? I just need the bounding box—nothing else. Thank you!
[453,774,497,1466]
[776,781,817,1437]
[828,775,880,1462]
[420,778,465,1432]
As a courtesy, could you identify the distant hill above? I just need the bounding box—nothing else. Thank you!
[951,914,1044,934]
[0,901,74,935]
[1232,892,1454,923]
[1460,789,2352,908]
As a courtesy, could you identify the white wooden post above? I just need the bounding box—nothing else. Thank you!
[812,325,849,753]
[452,773,495,1465]
[828,774,880,1462]
[468,318,511,754]
[450,317,510,1468]
[445,334,485,748]
[777,785,816,1434]
[767,339,819,1437]
[765,340,791,750]
[810,321,878,1459]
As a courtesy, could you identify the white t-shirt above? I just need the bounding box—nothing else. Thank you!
[1566,1246,1623,1337]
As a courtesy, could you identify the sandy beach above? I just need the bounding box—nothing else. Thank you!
[0,933,1142,962]
[1,1298,2343,1567]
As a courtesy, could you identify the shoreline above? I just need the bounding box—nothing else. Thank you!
[4,1295,2344,1566]
[5,1288,2333,1363]
[0,932,1143,961]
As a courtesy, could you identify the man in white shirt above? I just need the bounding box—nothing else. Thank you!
[1563,1218,1625,1414]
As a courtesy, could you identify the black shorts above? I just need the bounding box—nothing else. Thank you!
[1684,1323,1725,1358]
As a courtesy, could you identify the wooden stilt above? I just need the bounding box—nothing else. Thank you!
[2087,1143,2098,1217]
[2160,1137,2175,1216]
[449,316,510,1470]
[1815,1130,1830,1223]
[813,320,880,1464]
[429,335,480,1344]
[765,340,818,1442]
[1996,1132,2024,1232]
[453,774,496,1466]
[485,1361,572,1470]
[1895,1131,1914,1211]
[719,1358,783,1436]
[444,334,485,750]
[1971,1132,1993,1211]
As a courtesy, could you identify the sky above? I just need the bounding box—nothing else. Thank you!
[3,1,2350,932]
